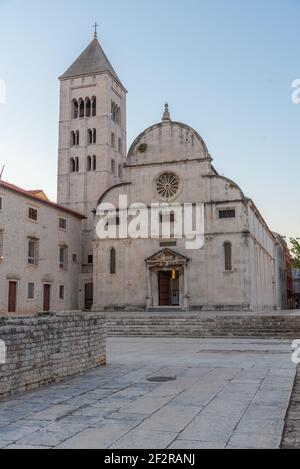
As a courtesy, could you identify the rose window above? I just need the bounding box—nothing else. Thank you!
[156,173,180,200]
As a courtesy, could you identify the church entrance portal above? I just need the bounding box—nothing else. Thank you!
[158,271,180,307]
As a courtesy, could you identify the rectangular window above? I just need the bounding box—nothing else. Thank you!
[224,242,233,272]
[72,254,78,263]
[59,246,68,271]
[0,197,2,210]
[219,209,236,219]
[28,283,35,299]
[59,217,67,230]
[88,255,93,265]
[28,238,39,265]
[28,207,38,221]
[59,285,65,300]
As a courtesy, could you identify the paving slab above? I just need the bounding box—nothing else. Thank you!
[57,422,137,449]
[169,440,226,449]
[110,429,178,449]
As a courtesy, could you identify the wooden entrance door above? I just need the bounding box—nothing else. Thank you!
[8,281,17,313]
[43,284,51,312]
[159,272,171,306]
[85,283,93,310]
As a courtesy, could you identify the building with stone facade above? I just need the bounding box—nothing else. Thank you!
[0,181,84,315]
[273,233,289,310]
[0,33,289,314]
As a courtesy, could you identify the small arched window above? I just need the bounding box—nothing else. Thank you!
[85,98,91,117]
[92,96,96,116]
[93,155,97,171]
[224,242,232,272]
[88,129,92,145]
[79,99,85,118]
[118,164,122,178]
[71,131,76,147]
[92,128,96,144]
[87,156,92,171]
[110,248,116,274]
[75,157,79,172]
[70,158,76,173]
[111,159,115,175]
[76,130,80,146]
[72,99,79,119]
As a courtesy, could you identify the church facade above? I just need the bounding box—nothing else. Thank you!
[0,34,281,314]
[92,111,276,312]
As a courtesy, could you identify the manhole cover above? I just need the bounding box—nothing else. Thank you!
[147,376,177,383]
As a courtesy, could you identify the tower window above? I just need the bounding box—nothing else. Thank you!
[118,164,122,178]
[118,138,122,153]
[85,98,91,117]
[88,129,96,144]
[111,101,120,124]
[110,248,116,274]
[92,96,96,116]
[87,156,92,171]
[111,132,115,149]
[71,157,79,173]
[71,131,76,146]
[224,242,233,272]
[79,99,85,118]
[72,99,79,119]
[70,158,75,173]
[76,131,80,146]
[93,155,97,171]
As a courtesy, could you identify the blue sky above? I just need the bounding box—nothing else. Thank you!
[0,0,299,239]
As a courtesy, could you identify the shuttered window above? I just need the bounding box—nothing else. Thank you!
[28,238,39,265]
[59,246,68,271]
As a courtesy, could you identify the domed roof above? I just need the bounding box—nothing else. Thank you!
[127,105,211,166]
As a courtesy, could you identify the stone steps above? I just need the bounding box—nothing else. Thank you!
[106,315,300,339]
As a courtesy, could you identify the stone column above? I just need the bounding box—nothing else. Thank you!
[146,267,153,310]
[183,263,190,311]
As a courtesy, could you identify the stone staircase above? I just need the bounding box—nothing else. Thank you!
[106,314,300,339]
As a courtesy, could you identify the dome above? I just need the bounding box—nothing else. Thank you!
[126,107,211,166]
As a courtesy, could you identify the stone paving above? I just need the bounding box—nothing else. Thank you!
[0,338,297,449]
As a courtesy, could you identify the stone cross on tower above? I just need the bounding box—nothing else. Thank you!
[93,22,99,39]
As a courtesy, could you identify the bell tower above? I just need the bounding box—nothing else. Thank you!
[57,31,127,308]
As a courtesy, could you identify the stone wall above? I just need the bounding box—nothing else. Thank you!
[0,312,106,399]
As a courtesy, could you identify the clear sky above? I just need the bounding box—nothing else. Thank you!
[0,0,299,239]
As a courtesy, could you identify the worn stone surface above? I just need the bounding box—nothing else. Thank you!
[0,337,296,449]
[0,313,106,399]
